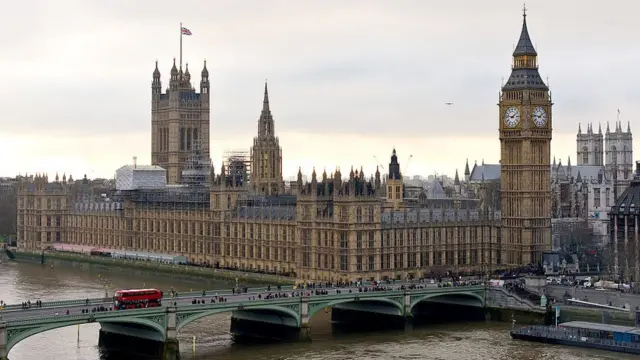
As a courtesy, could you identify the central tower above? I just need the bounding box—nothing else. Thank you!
[499,9,552,265]
[250,82,284,195]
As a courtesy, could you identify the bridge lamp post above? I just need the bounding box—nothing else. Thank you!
[98,275,111,298]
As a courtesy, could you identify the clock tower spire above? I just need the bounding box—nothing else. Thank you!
[499,7,552,266]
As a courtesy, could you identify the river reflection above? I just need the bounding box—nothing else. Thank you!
[0,261,636,360]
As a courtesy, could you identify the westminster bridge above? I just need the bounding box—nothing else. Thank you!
[0,284,545,359]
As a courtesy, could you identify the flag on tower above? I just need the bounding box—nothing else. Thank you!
[181,27,192,36]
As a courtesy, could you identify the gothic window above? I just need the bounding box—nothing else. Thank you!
[595,147,600,165]
[356,207,362,222]
[193,128,198,144]
[593,188,601,207]
[581,146,588,164]
[186,128,192,150]
[611,146,617,164]
[623,145,628,164]
[180,128,185,150]
[368,206,374,222]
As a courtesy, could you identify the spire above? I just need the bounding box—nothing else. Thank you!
[201,60,209,78]
[454,169,460,185]
[598,122,602,134]
[464,159,470,176]
[502,7,547,92]
[171,58,178,75]
[578,123,582,134]
[153,60,160,77]
[513,5,537,57]
[262,80,270,112]
[627,121,631,133]
[607,121,610,133]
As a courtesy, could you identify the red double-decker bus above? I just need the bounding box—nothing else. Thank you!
[114,289,163,310]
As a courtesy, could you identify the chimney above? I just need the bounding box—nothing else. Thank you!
[133,156,138,169]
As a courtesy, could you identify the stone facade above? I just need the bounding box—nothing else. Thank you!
[16,11,550,281]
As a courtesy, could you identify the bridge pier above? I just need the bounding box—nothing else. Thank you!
[0,322,6,360]
[163,307,179,360]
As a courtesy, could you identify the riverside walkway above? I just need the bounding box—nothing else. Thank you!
[0,283,486,359]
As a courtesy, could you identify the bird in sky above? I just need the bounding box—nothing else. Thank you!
[445,102,454,105]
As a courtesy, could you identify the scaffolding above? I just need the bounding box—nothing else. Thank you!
[223,149,251,187]
[181,139,210,187]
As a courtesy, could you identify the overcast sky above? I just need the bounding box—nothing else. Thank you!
[1,0,639,179]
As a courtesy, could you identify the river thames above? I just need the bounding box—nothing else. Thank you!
[0,261,635,360]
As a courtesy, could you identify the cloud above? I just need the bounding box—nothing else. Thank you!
[1,0,640,177]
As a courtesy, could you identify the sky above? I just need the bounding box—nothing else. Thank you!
[1,0,639,180]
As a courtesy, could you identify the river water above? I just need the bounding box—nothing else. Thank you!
[0,261,635,360]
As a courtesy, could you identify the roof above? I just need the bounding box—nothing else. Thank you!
[560,321,640,335]
[426,178,447,198]
[501,14,548,92]
[501,68,548,91]
[553,165,608,183]
[469,164,501,182]
[513,14,537,57]
[117,165,165,172]
[610,168,640,215]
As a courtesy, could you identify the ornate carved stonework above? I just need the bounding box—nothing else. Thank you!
[7,327,32,342]
[307,302,326,315]
[175,313,190,325]
[282,304,300,314]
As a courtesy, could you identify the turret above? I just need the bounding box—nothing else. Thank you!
[200,60,209,94]
[152,61,161,97]
[464,159,470,182]
[169,58,179,90]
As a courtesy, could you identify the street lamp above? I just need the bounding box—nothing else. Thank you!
[98,274,111,298]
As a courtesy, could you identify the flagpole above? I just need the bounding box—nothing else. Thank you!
[179,22,183,76]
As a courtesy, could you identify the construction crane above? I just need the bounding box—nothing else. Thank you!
[403,155,413,175]
[373,156,385,170]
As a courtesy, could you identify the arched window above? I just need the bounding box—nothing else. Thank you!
[595,147,600,165]
[611,146,617,164]
[180,128,185,150]
[623,145,628,164]
[356,207,362,222]
[582,146,589,164]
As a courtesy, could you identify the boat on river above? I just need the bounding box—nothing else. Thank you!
[511,321,640,355]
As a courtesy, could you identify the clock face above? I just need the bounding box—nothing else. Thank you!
[504,107,520,128]
[532,106,547,127]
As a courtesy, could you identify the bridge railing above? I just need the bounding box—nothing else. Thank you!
[7,307,164,327]
[5,285,487,325]
[1,285,293,312]
[2,297,114,311]
[2,283,484,313]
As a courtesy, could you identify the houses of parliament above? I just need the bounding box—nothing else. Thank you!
[16,11,552,281]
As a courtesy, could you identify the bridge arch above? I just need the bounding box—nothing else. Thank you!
[5,317,166,357]
[307,297,404,319]
[409,291,484,312]
[176,305,301,332]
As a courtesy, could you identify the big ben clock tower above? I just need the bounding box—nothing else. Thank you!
[499,7,552,266]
